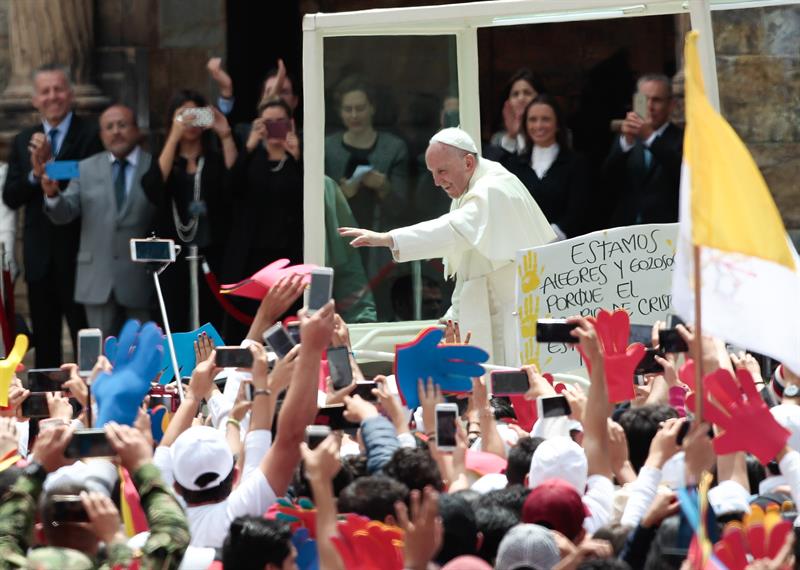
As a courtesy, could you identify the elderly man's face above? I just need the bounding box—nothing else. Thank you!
[639,79,673,129]
[32,70,73,125]
[425,143,475,199]
[99,106,139,159]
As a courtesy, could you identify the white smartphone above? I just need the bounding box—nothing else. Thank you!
[307,267,334,314]
[435,402,459,452]
[77,328,103,376]
[305,425,332,450]
[130,238,176,263]
[536,395,571,419]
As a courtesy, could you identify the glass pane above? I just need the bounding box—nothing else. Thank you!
[323,35,458,323]
[711,5,800,247]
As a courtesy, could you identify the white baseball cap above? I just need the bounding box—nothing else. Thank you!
[528,436,588,494]
[170,426,234,491]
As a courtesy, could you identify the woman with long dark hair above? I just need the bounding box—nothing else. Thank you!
[141,90,236,332]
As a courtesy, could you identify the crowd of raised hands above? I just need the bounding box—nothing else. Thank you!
[0,284,798,570]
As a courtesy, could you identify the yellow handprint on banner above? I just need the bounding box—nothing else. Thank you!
[0,335,28,407]
[518,251,544,295]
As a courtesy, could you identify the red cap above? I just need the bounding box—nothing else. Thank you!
[521,478,589,541]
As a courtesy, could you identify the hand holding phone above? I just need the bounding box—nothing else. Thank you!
[435,402,459,452]
[327,346,353,390]
[262,323,296,359]
[305,425,331,449]
[490,370,529,395]
[78,328,103,376]
[659,329,689,353]
[536,395,571,419]
[215,347,254,368]
[536,319,579,344]
[308,268,334,314]
[65,428,116,458]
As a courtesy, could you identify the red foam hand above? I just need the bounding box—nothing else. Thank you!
[697,368,790,464]
[713,506,793,569]
[269,497,318,537]
[331,514,405,570]
[679,359,696,391]
[580,310,645,403]
[220,259,316,300]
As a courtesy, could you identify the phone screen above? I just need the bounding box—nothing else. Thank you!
[51,495,90,523]
[21,393,50,418]
[306,426,331,450]
[265,119,290,140]
[351,381,378,401]
[435,408,458,448]
[78,333,102,373]
[215,347,254,368]
[286,323,301,345]
[308,269,333,313]
[27,369,70,392]
[635,348,665,374]
[539,396,571,418]
[263,324,296,359]
[536,319,579,344]
[659,329,689,353]
[327,346,353,390]
[314,406,359,430]
[628,324,653,347]
[491,371,529,395]
[65,429,116,458]
[133,240,174,262]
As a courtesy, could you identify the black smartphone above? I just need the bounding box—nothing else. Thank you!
[327,346,353,390]
[537,395,572,419]
[27,368,70,392]
[635,348,665,375]
[50,494,90,523]
[65,428,116,458]
[314,405,359,430]
[629,324,653,347]
[262,323,297,359]
[351,381,378,402]
[21,393,50,418]
[305,425,331,450]
[286,322,301,345]
[308,268,334,314]
[215,347,254,368]
[666,313,686,329]
[490,370,530,395]
[536,319,578,344]
[659,329,689,353]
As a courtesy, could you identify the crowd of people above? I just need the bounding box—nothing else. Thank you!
[1,49,791,570]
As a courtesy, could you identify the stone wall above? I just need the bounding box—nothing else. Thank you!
[713,5,800,230]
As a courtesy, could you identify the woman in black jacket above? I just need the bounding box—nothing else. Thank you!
[141,90,237,332]
[502,94,590,240]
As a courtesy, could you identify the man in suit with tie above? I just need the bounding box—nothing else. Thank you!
[42,104,156,335]
[603,73,683,226]
[3,64,102,367]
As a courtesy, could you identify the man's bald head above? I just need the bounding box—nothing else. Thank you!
[425,141,478,199]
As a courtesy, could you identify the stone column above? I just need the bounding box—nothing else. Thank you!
[0,0,107,114]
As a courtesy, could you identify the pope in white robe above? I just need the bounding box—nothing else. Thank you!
[340,128,554,365]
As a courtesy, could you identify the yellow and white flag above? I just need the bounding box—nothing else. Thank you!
[672,31,800,374]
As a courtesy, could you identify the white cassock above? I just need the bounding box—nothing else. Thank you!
[389,157,554,365]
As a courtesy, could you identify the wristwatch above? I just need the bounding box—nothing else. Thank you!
[785,384,799,398]
[22,461,48,483]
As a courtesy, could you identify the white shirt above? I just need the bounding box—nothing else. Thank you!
[583,474,614,533]
[530,143,559,179]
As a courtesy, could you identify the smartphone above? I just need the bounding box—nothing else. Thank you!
[314,405,359,430]
[490,370,530,395]
[50,494,90,523]
[536,319,578,344]
[21,392,51,418]
[215,347,254,368]
[351,381,378,402]
[262,323,296,359]
[130,238,176,263]
[633,92,648,118]
[327,346,353,390]
[666,313,686,329]
[308,267,334,314]
[178,106,214,128]
[635,348,665,375]
[78,328,103,376]
[536,395,572,419]
[305,425,331,450]
[148,385,179,412]
[27,368,70,392]
[65,428,116,458]
[659,329,689,353]
[435,403,459,451]
[634,374,647,386]
[286,322,301,345]
[629,324,653,347]
[265,118,290,140]
[44,160,79,181]
[240,381,254,402]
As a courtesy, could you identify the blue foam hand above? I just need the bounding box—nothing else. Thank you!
[395,327,489,409]
[93,320,164,427]
[291,527,319,570]
[157,323,224,383]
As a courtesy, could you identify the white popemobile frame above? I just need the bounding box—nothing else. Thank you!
[300,0,799,368]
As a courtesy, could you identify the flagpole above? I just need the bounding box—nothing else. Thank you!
[693,244,704,421]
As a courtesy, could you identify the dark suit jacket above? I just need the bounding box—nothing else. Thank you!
[2,115,103,282]
[502,147,591,238]
[602,123,683,227]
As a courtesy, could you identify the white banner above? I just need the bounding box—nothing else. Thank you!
[515,223,678,372]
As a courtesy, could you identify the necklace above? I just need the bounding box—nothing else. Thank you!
[270,155,287,172]
[172,156,204,243]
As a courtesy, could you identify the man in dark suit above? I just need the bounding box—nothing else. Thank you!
[603,73,683,226]
[42,105,156,335]
[2,64,102,367]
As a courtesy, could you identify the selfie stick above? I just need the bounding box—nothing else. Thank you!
[187,245,200,331]
[151,263,185,401]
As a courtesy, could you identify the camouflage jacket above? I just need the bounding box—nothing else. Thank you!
[0,462,190,570]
